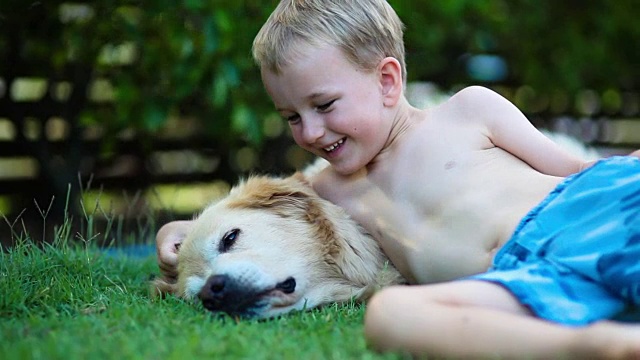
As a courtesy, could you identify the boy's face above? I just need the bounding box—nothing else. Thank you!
[261,44,392,175]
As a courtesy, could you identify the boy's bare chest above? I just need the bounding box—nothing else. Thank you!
[326,149,555,284]
[346,165,508,282]
[315,118,560,283]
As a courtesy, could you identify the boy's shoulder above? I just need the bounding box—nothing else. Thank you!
[447,85,506,107]
[302,157,330,180]
[303,158,339,197]
[423,86,499,122]
[436,85,516,125]
[305,160,367,209]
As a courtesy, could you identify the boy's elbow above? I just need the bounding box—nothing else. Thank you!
[578,160,597,173]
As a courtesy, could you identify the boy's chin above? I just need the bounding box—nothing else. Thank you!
[326,158,368,176]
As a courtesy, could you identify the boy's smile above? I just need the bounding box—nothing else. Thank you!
[261,44,394,175]
[323,138,345,153]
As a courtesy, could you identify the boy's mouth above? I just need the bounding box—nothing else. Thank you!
[323,138,345,153]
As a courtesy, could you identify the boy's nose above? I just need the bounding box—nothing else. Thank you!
[301,117,325,144]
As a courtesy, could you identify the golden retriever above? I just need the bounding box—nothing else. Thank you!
[153,172,404,318]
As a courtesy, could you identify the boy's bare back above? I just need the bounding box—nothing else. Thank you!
[311,86,582,284]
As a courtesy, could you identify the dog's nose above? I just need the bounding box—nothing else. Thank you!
[197,274,260,316]
[199,274,231,313]
[200,274,228,301]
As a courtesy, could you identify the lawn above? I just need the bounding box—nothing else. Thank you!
[1,233,407,360]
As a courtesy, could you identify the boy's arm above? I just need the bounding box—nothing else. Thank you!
[578,149,640,172]
[454,86,588,177]
[574,149,640,174]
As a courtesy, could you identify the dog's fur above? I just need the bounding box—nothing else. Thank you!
[152,172,404,318]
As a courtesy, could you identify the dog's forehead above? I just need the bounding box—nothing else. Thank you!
[196,201,282,229]
[186,202,296,253]
[179,199,317,279]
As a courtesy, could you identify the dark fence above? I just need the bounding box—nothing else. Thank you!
[3,2,639,248]
[0,74,312,247]
[1,77,639,247]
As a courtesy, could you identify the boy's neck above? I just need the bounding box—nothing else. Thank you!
[367,96,420,170]
[387,97,419,148]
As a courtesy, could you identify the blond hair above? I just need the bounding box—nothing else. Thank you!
[253,0,406,83]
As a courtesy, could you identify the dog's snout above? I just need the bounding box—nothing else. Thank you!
[197,274,283,317]
[198,274,230,312]
[198,274,255,315]
[200,274,228,300]
[207,274,227,294]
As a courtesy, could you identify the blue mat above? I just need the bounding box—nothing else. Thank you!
[103,243,156,258]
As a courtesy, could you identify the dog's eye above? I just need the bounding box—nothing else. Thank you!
[219,228,240,252]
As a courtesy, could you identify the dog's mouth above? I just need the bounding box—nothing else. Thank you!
[198,275,299,318]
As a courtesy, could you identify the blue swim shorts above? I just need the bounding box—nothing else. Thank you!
[469,156,640,326]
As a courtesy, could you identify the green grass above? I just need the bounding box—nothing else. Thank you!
[1,235,407,360]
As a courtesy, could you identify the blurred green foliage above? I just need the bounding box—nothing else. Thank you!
[1,0,638,146]
[1,0,276,148]
[94,0,274,145]
[393,0,639,93]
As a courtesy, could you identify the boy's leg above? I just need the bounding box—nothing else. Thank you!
[364,280,640,359]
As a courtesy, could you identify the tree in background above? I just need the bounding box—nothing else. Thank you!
[0,1,275,222]
[394,0,639,91]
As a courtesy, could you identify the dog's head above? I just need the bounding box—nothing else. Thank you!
[153,173,402,318]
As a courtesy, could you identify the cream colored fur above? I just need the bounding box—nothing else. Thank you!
[153,173,404,318]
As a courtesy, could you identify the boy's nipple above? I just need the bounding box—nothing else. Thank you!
[444,160,457,170]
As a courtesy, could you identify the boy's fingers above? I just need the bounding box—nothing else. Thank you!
[157,221,190,246]
[156,235,178,264]
[159,271,177,280]
[158,247,178,266]
[156,221,192,249]
[156,220,193,276]
[158,265,178,280]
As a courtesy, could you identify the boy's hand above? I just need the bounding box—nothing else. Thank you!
[156,220,192,282]
[580,149,640,172]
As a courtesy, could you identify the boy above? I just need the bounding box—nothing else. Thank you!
[157,0,640,357]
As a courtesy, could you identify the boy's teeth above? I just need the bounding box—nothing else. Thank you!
[324,139,344,152]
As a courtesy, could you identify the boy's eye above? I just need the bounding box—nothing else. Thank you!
[284,114,300,124]
[317,100,335,112]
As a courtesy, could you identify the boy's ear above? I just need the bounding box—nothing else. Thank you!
[378,57,403,107]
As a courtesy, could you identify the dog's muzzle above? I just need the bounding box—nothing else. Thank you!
[198,274,296,317]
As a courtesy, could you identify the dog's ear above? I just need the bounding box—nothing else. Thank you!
[149,277,178,298]
[232,176,318,217]
[311,200,406,298]
[266,190,311,214]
